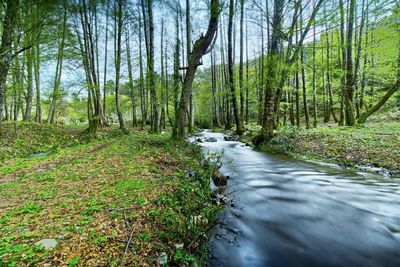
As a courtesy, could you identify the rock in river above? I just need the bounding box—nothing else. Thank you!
[213,172,227,186]
[224,136,237,141]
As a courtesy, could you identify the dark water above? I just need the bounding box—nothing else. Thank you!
[196,131,400,267]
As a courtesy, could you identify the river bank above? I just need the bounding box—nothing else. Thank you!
[0,123,220,266]
[252,122,400,177]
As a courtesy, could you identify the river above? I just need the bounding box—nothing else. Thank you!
[195,130,400,267]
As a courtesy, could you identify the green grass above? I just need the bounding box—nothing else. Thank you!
[262,122,400,176]
[0,127,221,266]
[0,122,85,162]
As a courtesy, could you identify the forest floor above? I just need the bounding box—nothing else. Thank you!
[0,123,220,266]
[259,122,400,177]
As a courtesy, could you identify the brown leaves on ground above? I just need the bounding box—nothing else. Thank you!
[0,134,198,266]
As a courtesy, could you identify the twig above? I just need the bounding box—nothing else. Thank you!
[105,206,138,212]
[120,227,135,267]
[123,211,131,229]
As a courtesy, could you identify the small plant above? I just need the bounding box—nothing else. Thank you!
[88,230,108,246]
[268,127,300,154]
[68,256,80,267]
[139,231,151,242]
[173,249,195,265]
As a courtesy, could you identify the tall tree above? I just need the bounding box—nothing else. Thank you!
[173,7,181,124]
[312,0,317,127]
[138,8,147,128]
[0,0,20,125]
[142,0,159,133]
[126,24,137,128]
[344,0,357,126]
[102,2,109,119]
[186,0,195,133]
[47,1,67,124]
[261,0,324,139]
[114,0,126,132]
[173,0,221,140]
[300,3,310,128]
[34,42,41,122]
[338,0,346,126]
[239,0,245,121]
[228,0,242,135]
[74,0,104,132]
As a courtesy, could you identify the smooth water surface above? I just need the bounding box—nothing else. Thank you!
[197,131,400,267]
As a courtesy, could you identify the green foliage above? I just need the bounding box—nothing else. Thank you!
[139,231,151,242]
[268,127,301,154]
[67,256,80,267]
[0,236,47,267]
[263,122,400,175]
[88,230,108,247]
[150,150,222,265]
[173,249,195,265]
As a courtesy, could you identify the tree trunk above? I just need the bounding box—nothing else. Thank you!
[173,0,220,140]
[172,9,181,136]
[295,19,300,127]
[344,0,356,126]
[300,4,310,128]
[48,3,67,124]
[262,0,284,138]
[160,18,166,130]
[24,47,33,121]
[239,0,245,121]
[186,0,195,133]
[245,17,249,123]
[228,0,242,135]
[114,0,126,131]
[103,2,109,121]
[354,0,367,118]
[34,42,42,122]
[312,6,317,127]
[0,0,19,125]
[145,0,159,133]
[126,26,137,128]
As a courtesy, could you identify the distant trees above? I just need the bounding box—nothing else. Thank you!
[0,0,398,140]
[194,0,399,139]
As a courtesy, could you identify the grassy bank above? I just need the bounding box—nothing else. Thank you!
[260,122,400,176]
[0,125,220,266]
[0,122,85,162]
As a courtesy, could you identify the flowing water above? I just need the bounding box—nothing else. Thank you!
[195,131,400,267]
